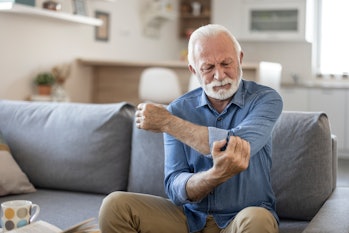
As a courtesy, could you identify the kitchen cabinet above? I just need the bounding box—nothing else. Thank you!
[308,89,347,152]
[239,0,315,41]
[213,0,314,41]
[280,86,349,158]
[179,0,211,38]
[345,90,349,158]
[279,87,309,111]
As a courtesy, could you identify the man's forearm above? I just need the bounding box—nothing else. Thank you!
[163,114,210,155]
[137,103,211,154]
[186,170,215,201]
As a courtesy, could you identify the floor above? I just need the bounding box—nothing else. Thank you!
[337,158,349,187]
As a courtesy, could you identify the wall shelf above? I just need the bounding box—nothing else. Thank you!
[0,3,103,26]
[179,0,211,38]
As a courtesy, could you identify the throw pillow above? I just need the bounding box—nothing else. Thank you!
[0,130,36,196]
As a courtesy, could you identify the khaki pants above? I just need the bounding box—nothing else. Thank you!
[99,192,278,233]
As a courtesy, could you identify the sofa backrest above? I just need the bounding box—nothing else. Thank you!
[128,121,167,197]
[0,100,135,195]
[271,111,336,221]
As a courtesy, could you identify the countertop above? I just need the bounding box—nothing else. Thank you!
[282,79,349,89]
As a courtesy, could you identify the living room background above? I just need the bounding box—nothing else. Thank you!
[0,0,312,102]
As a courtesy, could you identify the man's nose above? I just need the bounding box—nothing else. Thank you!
[213,68,225,81]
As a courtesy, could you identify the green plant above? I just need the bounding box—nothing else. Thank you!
[34,72,55,86]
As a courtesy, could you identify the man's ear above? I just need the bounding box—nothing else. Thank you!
[188,65,196,75]
[239,51,244,64]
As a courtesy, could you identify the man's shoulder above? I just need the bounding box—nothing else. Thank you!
[168,88,203,112]
[172,88,202,104]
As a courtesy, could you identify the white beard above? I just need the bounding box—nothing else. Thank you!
[203,76,241,100]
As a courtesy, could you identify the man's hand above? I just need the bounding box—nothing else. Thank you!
[135,103,211,154]
[135,103,172,133]
[211,136,251,181]
[186,136,250,202]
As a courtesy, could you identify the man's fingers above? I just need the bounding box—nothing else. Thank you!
[212,139,227,154]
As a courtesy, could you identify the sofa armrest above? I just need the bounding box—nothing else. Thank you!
[303,187,349,233]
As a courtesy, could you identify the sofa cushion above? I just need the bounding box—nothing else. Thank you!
[0,189,105,229]
[128,121,167,198]
[0,130,36,196]
[0,100,135,194]
[271,111,333,220]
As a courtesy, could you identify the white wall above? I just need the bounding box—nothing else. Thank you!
[0,0,182,102]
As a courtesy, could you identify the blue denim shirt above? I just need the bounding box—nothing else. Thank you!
[164,80,283,233]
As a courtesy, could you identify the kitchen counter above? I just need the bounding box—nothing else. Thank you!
[282,79,349,89]
[77,58,279,104]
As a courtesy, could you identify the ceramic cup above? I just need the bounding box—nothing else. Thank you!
[1,200,40,232]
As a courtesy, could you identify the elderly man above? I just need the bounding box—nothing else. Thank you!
[99,24,282,233]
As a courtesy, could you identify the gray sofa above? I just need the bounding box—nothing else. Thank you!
[0,100,348,233]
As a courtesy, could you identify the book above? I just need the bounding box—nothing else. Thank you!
[3,218,99,233]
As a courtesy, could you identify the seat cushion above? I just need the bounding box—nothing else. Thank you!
[0,189,105,229]
[0,100,135,194]
[271,111,334,220]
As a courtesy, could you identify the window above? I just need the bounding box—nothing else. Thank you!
[318,0,349,75]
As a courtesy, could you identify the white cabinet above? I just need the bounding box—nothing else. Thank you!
[239,0,314,41]
[279,86,349,157]
[308,89,347,151]
[345,90,349,158]
[279,87,309,111]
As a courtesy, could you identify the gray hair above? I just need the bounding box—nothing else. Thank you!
[187,24,242,69]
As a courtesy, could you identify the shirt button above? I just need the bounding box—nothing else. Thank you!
[217,117,222,121]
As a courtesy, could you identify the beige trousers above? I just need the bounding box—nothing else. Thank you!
[99,192,278,233]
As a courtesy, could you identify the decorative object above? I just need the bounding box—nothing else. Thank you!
[141,0,175,38]
[72,0,87,16]
[95,11,109,41]
[191,1,201,16]
[34,72,55,96]
[51,63,71,102]
[42,0,61,11]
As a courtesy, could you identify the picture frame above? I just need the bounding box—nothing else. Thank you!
[95,11,110,41]
[72,0,87,16]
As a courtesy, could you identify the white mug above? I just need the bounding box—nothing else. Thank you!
[1,200,40,232]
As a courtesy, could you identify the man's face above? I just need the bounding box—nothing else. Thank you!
[194,33,242,100]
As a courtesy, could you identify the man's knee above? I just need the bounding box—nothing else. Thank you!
[100,191,128,213]
[99,191,131,230]
[230,207,278,233]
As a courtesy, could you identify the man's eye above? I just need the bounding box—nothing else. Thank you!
[202,66,213,72]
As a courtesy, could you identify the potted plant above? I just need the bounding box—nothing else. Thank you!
[34,72,55,96]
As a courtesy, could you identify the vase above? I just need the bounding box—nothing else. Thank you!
[52,84,70,102]
[37,85,52,96]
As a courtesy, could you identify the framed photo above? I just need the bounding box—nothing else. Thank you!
[72,0,87,16]
[95,11,110,41]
